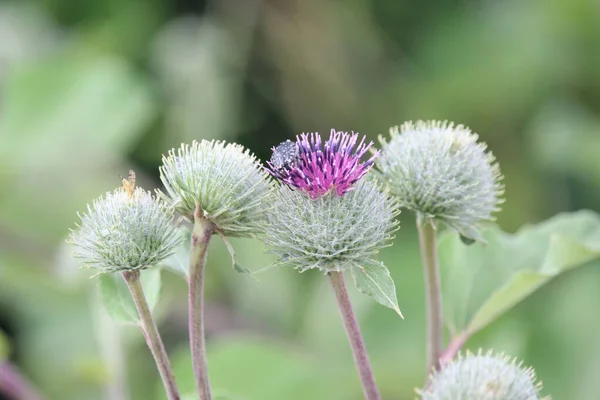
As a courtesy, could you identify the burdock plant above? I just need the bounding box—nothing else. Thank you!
[158,140,271,400]
[376,121,504,374]
[69,172,181,400]
[61,124,558,400]
[264,130,401,400]
[418,350,548,400]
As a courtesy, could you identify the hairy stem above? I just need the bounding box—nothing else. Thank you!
[417,220,444,375]
[329,271,381,400]
[189,205,214,400]
[122,270,180,400]
[0,362,45,400]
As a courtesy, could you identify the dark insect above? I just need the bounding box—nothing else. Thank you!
[270,140,299,170]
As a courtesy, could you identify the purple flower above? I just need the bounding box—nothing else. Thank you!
[267,129,379,198]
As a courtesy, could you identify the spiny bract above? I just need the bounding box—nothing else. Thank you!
[69,187,180,274]
[158,140,271,237]
[264,179,399,272]
[376,120,504,241]
[418,351,549,400]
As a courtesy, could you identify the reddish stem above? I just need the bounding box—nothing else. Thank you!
[188,205,214,400]
[417,220,444,374]
[439,331,469,367]
[329,271,381,400]
[122,270,180,400]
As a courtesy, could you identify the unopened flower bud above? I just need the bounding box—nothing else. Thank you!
[69,185,180,274]
[376,121,504,241]
[265,130,402,312]
[418,350,548,400]
[158,140,271,237]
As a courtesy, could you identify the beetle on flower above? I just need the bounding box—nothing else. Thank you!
[267,129,379,199]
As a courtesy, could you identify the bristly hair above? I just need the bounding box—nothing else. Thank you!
[267,129,379,199]
[418,349,549,400]
[376,120,504,242]
[158,140,272,237]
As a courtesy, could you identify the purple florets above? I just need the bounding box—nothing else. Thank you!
[267,129,379,198]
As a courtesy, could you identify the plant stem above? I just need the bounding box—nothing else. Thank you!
[329,271,381,400]
[417,220,444,375]
[122,270,180,400]
[439,331,469,367]
[0,362,46,400]
[188,205,214,400]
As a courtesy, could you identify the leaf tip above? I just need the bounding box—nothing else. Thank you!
[394,306,404,319]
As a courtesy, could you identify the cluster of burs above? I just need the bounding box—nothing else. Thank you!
[70,121,547,400]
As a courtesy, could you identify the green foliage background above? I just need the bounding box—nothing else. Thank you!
[1,0,600,399]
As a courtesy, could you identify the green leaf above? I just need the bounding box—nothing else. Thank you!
[98,274,138,323]
[217,231,254,278]
[439,210,600,335]
[141,268,162,312]
[97,268,163,324]
[0,329,9,361]
[167,338,332,400]
[350,262,403,317]
[161,228,191,279]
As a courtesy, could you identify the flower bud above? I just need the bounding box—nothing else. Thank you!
[158,140,271,237]
[69,186,180,274]
[264,178,399,273]
[419,350,548,400]
[264,130,398,273]
[376,121,504,241]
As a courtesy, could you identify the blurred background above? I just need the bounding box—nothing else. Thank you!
[1,0,600,399]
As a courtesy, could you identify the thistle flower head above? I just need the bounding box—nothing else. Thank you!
[158,140,271,237]
[263,179,399,273]
[376,121,504,241]
[418,350,549,400]
[69,186,180,274]
[267,129,378,199]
